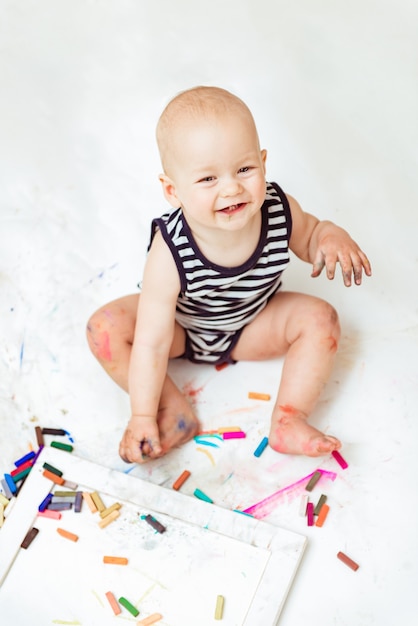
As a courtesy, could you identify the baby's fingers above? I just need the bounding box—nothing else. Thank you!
[341,250,372,286]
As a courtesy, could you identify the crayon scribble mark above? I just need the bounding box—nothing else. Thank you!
[196,447,216,466]
[243,469,337,518]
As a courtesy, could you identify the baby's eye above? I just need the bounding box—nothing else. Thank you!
[238,166,252,173]
[198,176,215,183]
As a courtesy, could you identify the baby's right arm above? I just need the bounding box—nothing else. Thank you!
[118,231,181,463]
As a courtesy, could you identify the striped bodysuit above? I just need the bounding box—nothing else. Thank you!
[149,181,293,365]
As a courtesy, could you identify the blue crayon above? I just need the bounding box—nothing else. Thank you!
[254,436,269,458]
[194,488,213,503]
[4,474,17,495]
[14,451,36,467]
[38,493,53,512]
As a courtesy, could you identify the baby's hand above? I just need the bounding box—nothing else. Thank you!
[119,414,163,464]
[311,223,372,286]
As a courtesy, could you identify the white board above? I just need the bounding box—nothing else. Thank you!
[0,447,306,625]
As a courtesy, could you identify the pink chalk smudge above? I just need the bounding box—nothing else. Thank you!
[182,380,205,402]
[97,331,112,361]
[242,469,337,519]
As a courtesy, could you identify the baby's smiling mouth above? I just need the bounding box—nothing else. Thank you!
[219,202,246,214]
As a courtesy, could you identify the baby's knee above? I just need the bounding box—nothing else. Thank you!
[86,308,113,359]
[312,300,341,346]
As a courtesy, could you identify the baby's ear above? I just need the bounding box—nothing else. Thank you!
[159,174,180,207]
[261,149,267,173]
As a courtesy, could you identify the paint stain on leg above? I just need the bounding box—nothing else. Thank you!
[97,331,112,361]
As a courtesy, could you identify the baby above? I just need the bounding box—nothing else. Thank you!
[87,86,371,464]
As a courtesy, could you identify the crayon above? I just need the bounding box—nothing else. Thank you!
[0,493,9,507]
[103,556,128,565]
[62,479,78,490]
[299,494,309,517]
[42,469,65,485]
[35,426,44,447]
[82,492,97,513]
[48,502,73,511]
[315,503,330,527]
[42,462,63,477]
[37,509,62,520]
[137,614,163,625]
[57,527,79,542]
[50,441,73,452]
[74,491,83,513]
[4,474,17,495]
[314,494,327,516]
[98,509,120,528]
[51,495,77,503]
[11,460,33,476]
[306,502,314,526]
[118,596,139,617]
[105,591,121,615]
[90,491,105,512]
[172,470,191,491]
[194,488,213,503]
[100,502,121,519]
[337,551,359,571]
[38,493,53,512]
[1,478,13,499]
[253,436,269,457]
[42,428,67,435]
[215,595,225,620]
[223,431,246,440]
[305,470,322,492]
[3,496,17,518]
[144,514,166,534]
[21,527,39,549]
[248,391,271,401]
[332,450,349,469]
[11,466,32,482]
[14,451,36,467]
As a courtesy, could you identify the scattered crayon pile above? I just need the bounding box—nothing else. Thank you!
[0,427,74,527]
[1,415,359,625]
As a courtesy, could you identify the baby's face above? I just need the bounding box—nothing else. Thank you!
[162,111,267,232]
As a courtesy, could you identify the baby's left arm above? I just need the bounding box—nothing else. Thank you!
[287,194,372,286]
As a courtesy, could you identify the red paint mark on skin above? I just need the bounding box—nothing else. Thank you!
[328,336,338,352]
[278,404,298,415]
[97,331,112,361]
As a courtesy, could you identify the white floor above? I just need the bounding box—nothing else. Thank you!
[1,2,418,624]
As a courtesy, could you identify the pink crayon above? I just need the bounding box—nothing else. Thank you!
[306,502,314,526]
[332,450,348,469]
[223,431,246,440]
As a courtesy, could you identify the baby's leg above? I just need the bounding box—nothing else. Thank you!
[86,295,200,458]
[231,292,341,457]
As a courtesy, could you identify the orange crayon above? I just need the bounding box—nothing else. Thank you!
[248,391,271,401]
[57,527,79,542]
[172,470,191,491]
[315,503,330,527]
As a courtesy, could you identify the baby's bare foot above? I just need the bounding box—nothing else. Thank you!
[269,405,341,457]
[157,406,200,453]
[155,383,200,454]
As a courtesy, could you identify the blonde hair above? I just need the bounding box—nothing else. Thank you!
[156,86,258,174]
